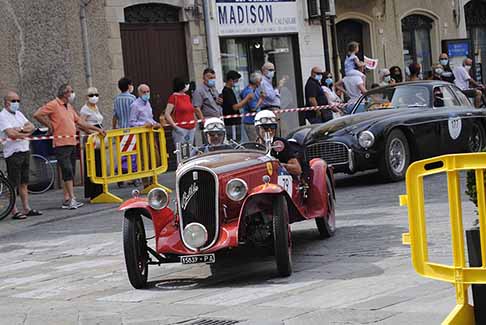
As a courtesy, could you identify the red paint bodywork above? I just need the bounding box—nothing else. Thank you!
[120,150,334,256]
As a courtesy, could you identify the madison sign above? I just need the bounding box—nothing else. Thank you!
[216,0,298,36]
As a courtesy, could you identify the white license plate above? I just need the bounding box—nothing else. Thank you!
[180,254,215,265]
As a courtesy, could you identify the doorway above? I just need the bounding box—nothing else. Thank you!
[336,19,371,76]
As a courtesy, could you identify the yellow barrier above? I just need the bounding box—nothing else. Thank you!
[85,127,170,203]
[400,153,486,325]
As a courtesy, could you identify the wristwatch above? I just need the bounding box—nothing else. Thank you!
[20,127,24,133]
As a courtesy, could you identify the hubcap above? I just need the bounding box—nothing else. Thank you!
[389,138,406,174]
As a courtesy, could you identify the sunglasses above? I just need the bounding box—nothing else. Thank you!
[261,124,278,130]
[10,99,20,103]
[88,94,99,97]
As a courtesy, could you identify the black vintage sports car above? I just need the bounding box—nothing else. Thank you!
[290,81,486,181]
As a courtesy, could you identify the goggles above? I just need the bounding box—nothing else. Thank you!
[260,124,278,130]
[257,117,278,124]
[204,123,225,132]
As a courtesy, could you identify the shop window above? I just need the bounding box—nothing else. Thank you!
[402,14,433,78]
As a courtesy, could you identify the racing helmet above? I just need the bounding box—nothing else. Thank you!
[254,110,278,128]
[203,117,226,145]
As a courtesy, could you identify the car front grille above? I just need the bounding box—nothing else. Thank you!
[177,168,218,249]
[306,142,349,165]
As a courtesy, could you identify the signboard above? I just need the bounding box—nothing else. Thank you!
[364,56,378,70]
[447,42,470,57]
[216,0,298,36]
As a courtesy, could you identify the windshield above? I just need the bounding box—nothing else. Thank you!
[353,86,430,114]
[178,142,267,163]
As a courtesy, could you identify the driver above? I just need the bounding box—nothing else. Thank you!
[254,110,302,177]
[191,117,229,156]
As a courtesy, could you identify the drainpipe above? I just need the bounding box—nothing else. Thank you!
[80,0,93,87]
[320,0,331,72]
[203,0,214,69]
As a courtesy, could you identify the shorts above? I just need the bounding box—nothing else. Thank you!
[462,89,479,98]
[6,151,30,187]
[55,145,76,181]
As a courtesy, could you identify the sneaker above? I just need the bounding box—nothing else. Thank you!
[61,199,84,210]
[61,200,71,209]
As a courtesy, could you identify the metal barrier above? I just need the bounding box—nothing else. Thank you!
[400,153,486,325]
[85,127,170,203]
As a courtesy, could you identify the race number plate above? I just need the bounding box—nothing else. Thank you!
[180,254,215,265]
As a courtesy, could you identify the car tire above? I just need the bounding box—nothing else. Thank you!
[316,175,336,239]
[123,210,149,289]
[468,121,486,152]
[273,196,292,277]
[379,129,410,181]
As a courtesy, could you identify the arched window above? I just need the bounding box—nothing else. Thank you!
[402,14,434,77]
[124,3,179,23]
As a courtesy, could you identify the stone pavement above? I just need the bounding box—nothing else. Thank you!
[0,171,479,324]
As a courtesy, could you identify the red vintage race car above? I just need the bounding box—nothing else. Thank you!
[120,142,336,289]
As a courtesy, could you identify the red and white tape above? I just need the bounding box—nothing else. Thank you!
[0,104,345,142]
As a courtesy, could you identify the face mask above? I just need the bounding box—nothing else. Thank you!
[435,68,444,75]
[207,79,216,88]
[183,84,190,92]
[9,102,19,113]
[141,93,150,102]
[88,96,99,104]
[325,78,333,86]
[315,74,323,82]
[266,71,275,79]
[68,92,76,103]
[439,59,448,66]
[128,85,134,93]
[465,65,472,72]
[232,85,241,94]
[384,76,391,83]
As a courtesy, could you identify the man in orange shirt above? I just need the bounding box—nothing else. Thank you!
[34,84,104,209]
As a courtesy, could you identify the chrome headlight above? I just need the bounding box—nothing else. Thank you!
[358,131,375,148]
[147,188,169,210]
[183,223,208,249]
[226,178,248,201]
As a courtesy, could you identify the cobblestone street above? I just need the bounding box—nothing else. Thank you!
[0,171,476,324]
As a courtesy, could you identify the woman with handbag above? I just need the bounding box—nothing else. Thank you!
[80,87,105,199]
[164,78,203,149]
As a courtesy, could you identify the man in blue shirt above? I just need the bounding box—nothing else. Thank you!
[259,62,280,110]
[113,77,136,129]
[240,72,264,142]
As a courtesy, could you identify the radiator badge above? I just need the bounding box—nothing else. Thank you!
[182,183,199,210]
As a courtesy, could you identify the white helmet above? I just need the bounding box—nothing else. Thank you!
[254,110,278,127]
[204,117,225,133]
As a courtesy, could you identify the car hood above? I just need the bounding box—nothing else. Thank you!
[307,109,407,141]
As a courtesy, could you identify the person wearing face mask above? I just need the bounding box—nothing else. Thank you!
[379,69,395,87]
[164,77,204,148]
[453,58,484,107]
[0,91,41,220]
[34,84,104,210]
[389,66,403,83]
[335,65,367,104]
[80,87,104,199]
[438,54,455,84]
[259,62,281,110]
[429,64,444,81]
[221,70,254,142]
[321,72,343,106]
[304,66,331,124]
[113,77,135,129]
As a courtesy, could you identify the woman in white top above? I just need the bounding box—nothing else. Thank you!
[321,72,344,118]
[80,87,104,199]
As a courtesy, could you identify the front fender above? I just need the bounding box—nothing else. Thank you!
[307,158,330,219]
[118,197,149,211]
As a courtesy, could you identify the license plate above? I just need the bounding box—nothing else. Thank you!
[180,254,215,265]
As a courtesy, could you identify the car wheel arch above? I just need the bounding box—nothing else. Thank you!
[383,126,417,161]
[124,208,152,221]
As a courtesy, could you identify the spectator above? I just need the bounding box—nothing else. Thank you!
[112,77,135,129]
[439,53,455,83]
[344,41,365,76]
[193,68,223,119]
[164,77,203,147]
[389,66,403,83]
[321,72,343,105]
[259,62,281,110]
[80,87,104,199]
[221,70,254,142]
[278,75,295,109]
[430,64,444,81]
[240,72,264,141]
[0,91,42,219]
[336,66,367,104]
[305,66,331,124]
[34,84,104,209]
[453,58,483,107]
[408,63,421,81]
[379,68,395,87]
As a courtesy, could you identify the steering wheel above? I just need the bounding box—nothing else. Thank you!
[239,142,267,151]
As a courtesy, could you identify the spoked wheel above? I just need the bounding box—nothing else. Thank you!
[123,210,149,289]
[316,175,336,239]
[379,129,410,181]
[0,173,15,221]
[273,196,292,277]
[468,122,486,152]
[28,154,55,194]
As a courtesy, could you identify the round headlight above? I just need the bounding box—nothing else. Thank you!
[147,188,169,210]
[183,223,208,249]
[358,131,375,148]
[226,178,248,201]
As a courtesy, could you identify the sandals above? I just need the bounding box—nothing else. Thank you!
[26,209,42,216]
[12,212,27,220]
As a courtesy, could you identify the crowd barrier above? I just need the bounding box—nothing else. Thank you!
[400,153,486,325]
[85,127,170,204]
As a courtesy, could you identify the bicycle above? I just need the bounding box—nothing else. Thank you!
[28,153,55,194]
[0,170,15,220]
